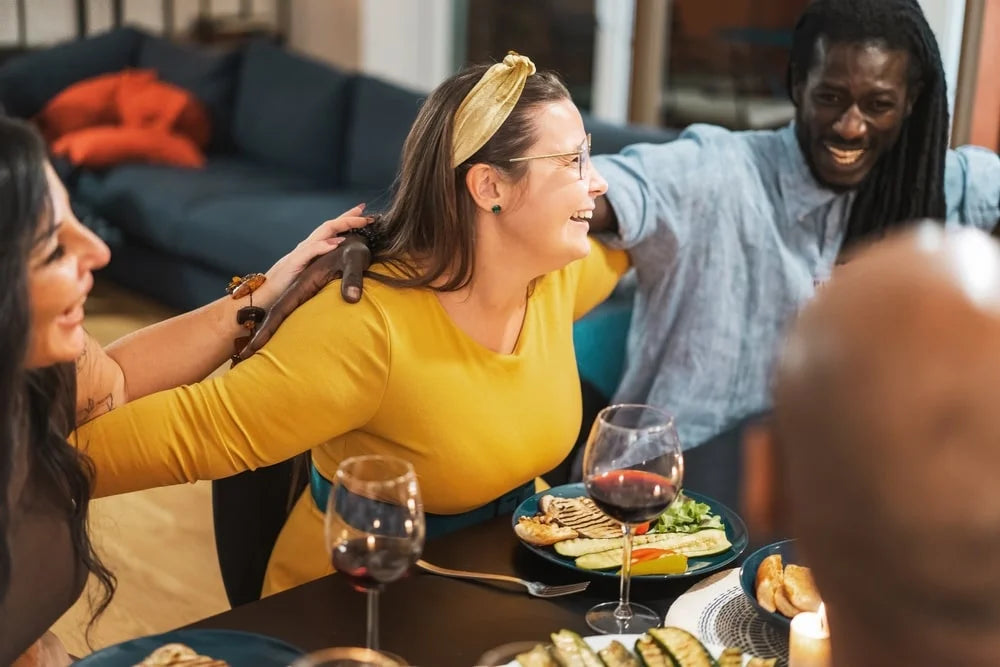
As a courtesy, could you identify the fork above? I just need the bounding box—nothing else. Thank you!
[415,560,590,598]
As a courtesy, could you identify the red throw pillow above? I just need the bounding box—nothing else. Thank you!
[51,126,205,169]
[117,77,212,149]
[34,69,156,142]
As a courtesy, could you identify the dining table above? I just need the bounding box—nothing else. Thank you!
[187,420,763,666]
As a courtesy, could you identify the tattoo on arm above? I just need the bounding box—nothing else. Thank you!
[76,393,115,425]
[76,343,88,371]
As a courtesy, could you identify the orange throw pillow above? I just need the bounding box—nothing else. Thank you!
[34,69,156,143]
[117,77,212,149]
[51,126,205,169]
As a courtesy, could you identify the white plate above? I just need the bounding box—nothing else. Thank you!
[500,632,750,666]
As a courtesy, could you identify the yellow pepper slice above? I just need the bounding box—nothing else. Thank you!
[619,552,689,575]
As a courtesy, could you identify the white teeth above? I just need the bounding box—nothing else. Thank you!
[571,210,593,220]
[826,144,865,166]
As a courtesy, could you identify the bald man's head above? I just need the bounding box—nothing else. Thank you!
[773,224,1000,666]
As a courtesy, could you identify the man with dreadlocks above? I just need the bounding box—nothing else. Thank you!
[583,0,1000,479]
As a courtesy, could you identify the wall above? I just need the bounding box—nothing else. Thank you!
[918,0,967,117]
[969,0,1000,149]
[288,0,361,71]
[359,0,453,91]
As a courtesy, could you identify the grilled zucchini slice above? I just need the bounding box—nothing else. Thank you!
[647,627,716,667]
[716,647,742,667]
[598,640,640,667]
[516,644,559,667]
[634,636,672,667]
[550,629,603,667]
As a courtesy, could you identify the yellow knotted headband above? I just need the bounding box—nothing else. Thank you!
[452,52,537,168]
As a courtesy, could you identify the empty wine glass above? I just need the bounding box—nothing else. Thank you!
[326,455,425,653]
[582,404,684,634]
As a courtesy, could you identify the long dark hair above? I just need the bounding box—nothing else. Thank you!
[788,0,948,249]
[0,117,115,631]
[373,64,571,290]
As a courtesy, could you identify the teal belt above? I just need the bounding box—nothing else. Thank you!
[309,464,535,540]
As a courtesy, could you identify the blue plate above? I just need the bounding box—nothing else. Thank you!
[75,629,304,666]
[738,538,799,631]
[512,482,748,580]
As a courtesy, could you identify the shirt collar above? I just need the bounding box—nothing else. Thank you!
[777,123,848,223]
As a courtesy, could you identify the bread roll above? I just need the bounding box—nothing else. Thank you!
[784,564,822,612]
[774,586,801,618]
[754,554,783,613]
[138,643,228,666]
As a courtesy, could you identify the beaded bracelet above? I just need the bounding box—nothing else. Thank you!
[227,273,267,367]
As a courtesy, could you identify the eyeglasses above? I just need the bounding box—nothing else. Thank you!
[508,133,592,180]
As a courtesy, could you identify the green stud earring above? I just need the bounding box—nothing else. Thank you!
[492,205,502,214]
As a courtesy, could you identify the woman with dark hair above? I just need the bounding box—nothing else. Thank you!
[75,53,628,596]
[0,118,112,666]
[0,115,371,664]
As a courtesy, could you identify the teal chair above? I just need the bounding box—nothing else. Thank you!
[545,281,634,484]
[572,281,635,400]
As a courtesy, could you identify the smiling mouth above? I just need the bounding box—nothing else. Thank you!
[59,295,87,327]
[825,143,866,166]
[570,210,593,223]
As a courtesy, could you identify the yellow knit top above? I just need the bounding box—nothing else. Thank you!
[76,240,629,592]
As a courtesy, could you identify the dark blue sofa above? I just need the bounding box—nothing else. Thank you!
[0,27,677,395]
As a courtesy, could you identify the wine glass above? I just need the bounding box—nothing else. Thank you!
[582,404,684,634]
[326,455,425,654]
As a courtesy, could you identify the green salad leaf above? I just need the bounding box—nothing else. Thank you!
[653,495,725,534]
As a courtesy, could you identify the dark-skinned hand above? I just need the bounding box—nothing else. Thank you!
[235,233,372,362]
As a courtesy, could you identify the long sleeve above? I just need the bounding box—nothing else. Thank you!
[76,284,392,498]
[593,124,736,251]
[571,238,630,320]
[945,145,1000,229]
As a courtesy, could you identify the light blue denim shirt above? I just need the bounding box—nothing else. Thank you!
[594,123,1000,449]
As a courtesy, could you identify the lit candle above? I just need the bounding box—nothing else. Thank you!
[788,603,831,667]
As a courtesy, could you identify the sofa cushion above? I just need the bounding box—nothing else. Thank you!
[100,241,232,311]
[181,192,380,275]
[233,41,352,186]
[137,35,241,153]
[0,27,142,118]
[74,157,319,253]
[34,69,156,142]
[117,77,212,148]
[53,126,205,169]
[343,76,424,190]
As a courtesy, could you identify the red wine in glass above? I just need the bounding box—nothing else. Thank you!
[331,535,421,593]
[586,469,678,525]
[325,455,425,655]
[581,404,684,635]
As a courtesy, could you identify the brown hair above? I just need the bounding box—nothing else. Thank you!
[372,64,571,291]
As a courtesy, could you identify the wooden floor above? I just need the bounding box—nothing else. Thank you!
[51,281,230,657]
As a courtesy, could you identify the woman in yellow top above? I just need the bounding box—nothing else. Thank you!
[75,54,630,595]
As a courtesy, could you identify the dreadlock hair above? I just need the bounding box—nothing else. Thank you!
[788,0,948,249]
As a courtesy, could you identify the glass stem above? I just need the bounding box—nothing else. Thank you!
[366,588,380,651]
[615,523,635,624]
